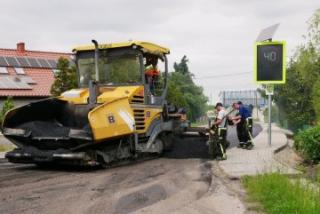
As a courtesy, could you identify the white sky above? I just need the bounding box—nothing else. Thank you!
[0,0,319,103]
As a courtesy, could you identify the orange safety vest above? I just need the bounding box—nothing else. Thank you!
[145,66,160,76]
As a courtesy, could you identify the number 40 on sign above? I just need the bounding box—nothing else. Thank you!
[254,41,286,84]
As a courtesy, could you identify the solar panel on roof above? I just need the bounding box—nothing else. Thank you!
[38,58,50,68]
[0,76,32,89]
[20,76,36,84]
[47,59,57,68]
[14,67,25,75]
[0,67,8,74]
[27,58,40,67]
[16,57,30,67]
[5,57,20,67]
[0,57,8,66]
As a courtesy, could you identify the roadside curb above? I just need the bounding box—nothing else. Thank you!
[273,127,293,154]
[273,142,288,154]
[258,121,289,154]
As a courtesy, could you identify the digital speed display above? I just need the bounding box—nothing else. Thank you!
[254,41,286,84]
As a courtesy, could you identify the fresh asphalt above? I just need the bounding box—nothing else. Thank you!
[164,123,262,159]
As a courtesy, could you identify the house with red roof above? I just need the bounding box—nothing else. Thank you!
[0,42,72,107]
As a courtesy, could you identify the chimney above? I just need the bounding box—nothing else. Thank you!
[17,42,25,53]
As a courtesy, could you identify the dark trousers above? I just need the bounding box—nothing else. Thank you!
[209,127,227,158]
[219,128,227,154]
[236,119,250,143]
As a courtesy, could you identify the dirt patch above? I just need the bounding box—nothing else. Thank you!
[114,184,167,214]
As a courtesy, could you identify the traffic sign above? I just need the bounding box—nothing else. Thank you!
[254,41,286,84]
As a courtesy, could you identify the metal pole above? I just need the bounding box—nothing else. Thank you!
[92,40,99,82]
[268,94,272,146]
[255,90,258,119]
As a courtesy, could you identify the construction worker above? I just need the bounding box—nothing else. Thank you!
[145,56,160,95]
[230,101,253,150]
[209,102,227,160]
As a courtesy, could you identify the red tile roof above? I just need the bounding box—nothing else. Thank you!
[0,68,55,97]
[0,48,70,59]
[0,43,72,97]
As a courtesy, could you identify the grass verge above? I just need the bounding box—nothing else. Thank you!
[242,173,320,214]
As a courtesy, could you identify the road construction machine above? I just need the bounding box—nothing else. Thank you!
[3,40,187,166]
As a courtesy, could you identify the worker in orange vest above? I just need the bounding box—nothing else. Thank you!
[145,56,160,95]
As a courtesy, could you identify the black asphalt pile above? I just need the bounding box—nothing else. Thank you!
[164,124,263,159]
[164,136,210,159]
[18,121,70,137]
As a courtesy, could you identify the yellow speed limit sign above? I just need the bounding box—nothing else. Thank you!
[254,41,286,84]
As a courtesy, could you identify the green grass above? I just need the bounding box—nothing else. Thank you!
[316,165,320,183]
[242,173,320,214]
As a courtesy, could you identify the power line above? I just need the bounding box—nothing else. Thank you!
[195,71,251,79]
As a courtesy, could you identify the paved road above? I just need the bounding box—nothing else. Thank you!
[0,124,261,214]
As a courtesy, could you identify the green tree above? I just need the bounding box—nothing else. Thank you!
[50,57,77,96]
[167,56,208,121]
[312,79,320,123]
[166,77,187,108]
[0,97,14,125]
[308,8,320,49]
[309,9,320,123]
[274,9,320,131]
[173,55,191,75]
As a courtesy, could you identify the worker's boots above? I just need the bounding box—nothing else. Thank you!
[243,142,254,150]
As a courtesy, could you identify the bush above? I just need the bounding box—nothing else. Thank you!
[0,97,14,126]
[294,125,320,162]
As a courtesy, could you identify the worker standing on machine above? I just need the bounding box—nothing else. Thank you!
[209,102,227,160]
[145,56,160,95]
[230,101,253,150]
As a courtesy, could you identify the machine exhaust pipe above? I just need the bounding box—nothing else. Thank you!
[88,39,100,106]
[92,39,100,82]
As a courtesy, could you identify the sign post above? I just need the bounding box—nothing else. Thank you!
[254,41,286,146]
[265,85,274,146]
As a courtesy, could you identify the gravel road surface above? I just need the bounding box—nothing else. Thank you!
[0,124,261,214]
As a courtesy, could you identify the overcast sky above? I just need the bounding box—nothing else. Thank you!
[0,0,319,102]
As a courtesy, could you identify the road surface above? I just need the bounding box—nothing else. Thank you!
[0,124,261,214]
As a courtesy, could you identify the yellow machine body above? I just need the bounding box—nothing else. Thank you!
[59,85,162,142]
[3,40,182,166]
